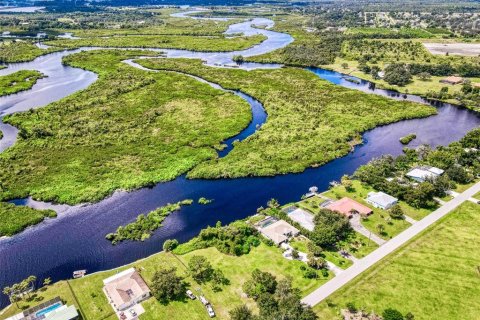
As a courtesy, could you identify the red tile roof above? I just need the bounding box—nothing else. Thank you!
[326,197,373,216]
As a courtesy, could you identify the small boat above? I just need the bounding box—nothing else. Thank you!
[73,270,87,278]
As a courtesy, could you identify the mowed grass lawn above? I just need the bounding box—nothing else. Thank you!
[323,180,431,239]
[1,244,331,320]
[314,202,480,320]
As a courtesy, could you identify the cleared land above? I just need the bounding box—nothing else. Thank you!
[313,201,480,320]
[0,243,332,320]
[0,50,251,205]
[138,58,436,179]
[423,42,480,56]
[0,70,45,97]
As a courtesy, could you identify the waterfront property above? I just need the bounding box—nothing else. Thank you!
[285,206,315,231]
[5,296,78,320]
[406,166,444,182]
[326,197,373,218]
[366,191,398,210]
[103,268,151,313]
[256,217,300,245]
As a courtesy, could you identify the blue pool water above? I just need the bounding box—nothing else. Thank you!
[35,302,62,317]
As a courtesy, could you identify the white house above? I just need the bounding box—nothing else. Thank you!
[256,217,300,245]
[103,268,151,312]
[366,191,398,210]
[406,166,444,182]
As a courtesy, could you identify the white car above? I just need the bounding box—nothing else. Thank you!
[186,290,196,300]
[206,305,215,318]
[199,295,209,306]
[129,309,137,317]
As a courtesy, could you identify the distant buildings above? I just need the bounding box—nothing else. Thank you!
[256,217,300,245]
[5,296,79,320]
[103,268,151,312]
[326,197,373,218]
[366,191,398,210]
[406,166,444,182]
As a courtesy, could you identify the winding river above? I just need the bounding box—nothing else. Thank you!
[0,9,480,308]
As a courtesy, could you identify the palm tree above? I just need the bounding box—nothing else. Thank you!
[43,277,52,287]
[376,224,385,235]
[2,286,19,307]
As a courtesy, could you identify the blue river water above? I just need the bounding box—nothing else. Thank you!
[0,10,479,309]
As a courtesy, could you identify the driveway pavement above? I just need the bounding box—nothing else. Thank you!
[349,214,386,246]
[302,181,480,307]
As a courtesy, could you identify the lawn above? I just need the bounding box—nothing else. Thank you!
[339,232,379,259]
[454,179,480,193]
[314,202,480,320]
[296,196,327,214]
[0,243,332,320]
[322,251,353,270]
[138,58,436,180]
[322,180,425,239]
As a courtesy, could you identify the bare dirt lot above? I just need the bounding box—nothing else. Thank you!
[423,42,480,56]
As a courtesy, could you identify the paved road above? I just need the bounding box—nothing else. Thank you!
[302,181,480,306]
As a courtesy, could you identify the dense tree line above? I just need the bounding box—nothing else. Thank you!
[231,269,317,320]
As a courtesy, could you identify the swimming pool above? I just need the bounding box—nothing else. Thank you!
[35,302,62,317]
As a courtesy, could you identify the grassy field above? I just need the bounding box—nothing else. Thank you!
[0,202,56,237]
[314,201,480,320]
[0,70,45,97]
[0,50,251,206]
[138,58,436,179]
[0,243,332,320]
[323,180,432,238]
[0,41,62,63]
[46,34,267,52]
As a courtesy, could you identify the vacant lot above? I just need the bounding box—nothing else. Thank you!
[423,42,480,56]
[314,201,480,320]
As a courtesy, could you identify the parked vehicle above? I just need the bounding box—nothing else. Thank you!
[186,290,196,300]
[199,295,209,306]
[129,309,137,317]
[206,304,215,318]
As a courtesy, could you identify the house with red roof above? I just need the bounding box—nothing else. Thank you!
[326,197,373,218]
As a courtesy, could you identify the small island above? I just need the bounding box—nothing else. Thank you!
[399,133,417,145]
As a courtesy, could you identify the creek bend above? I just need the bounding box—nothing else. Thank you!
[0,11,479,308]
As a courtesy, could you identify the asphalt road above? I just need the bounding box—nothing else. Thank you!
[302,181,480,306]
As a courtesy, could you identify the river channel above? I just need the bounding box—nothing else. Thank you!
[0,9,479,308]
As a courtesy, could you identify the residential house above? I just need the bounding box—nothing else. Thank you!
[326,197,373,218]
[103,268,151,312]
[256,217,300,245]
[406,166,444,182]
[287,207,315,231]
[366,191,398,210]
[5,297,79,320]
